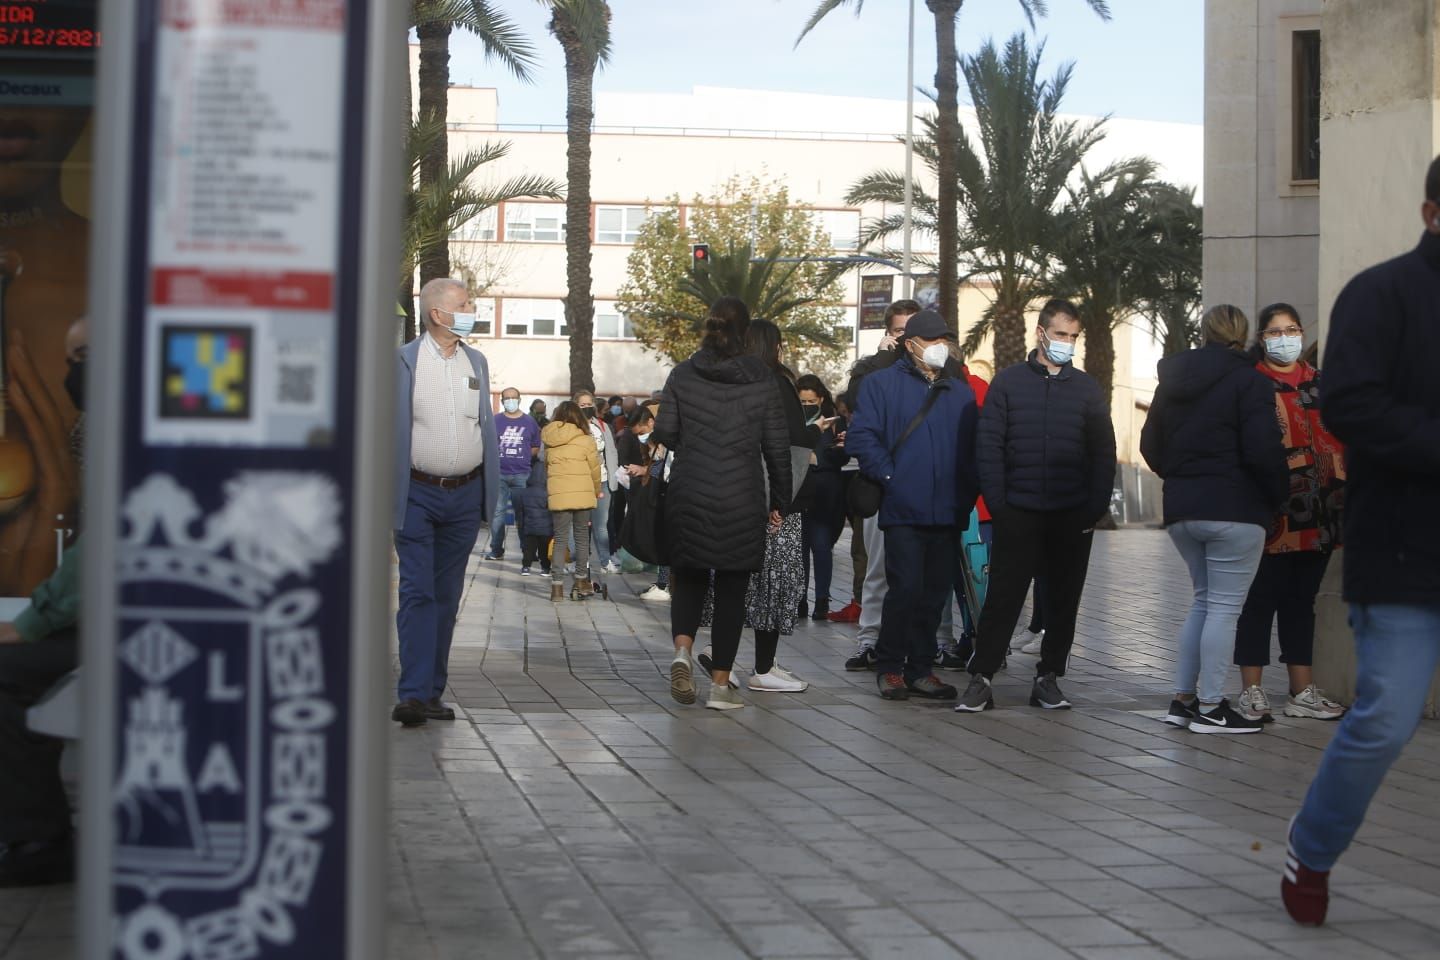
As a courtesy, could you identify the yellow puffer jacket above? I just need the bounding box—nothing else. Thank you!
[541,421,601,512]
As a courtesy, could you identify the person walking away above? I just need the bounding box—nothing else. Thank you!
[542,402,602,602]
[573,390,621,577]
[392,278,500,726]
[839,299,920,669]
[1233,303,1347,723]
[1281,157,1440,926]
[514,458,554,578]
[1137,304,1288,734]
[847,309,979,702]
[485,386,541,562]
[956,299,1117,714]
[697,321,814,693]
[795,374,849,622]
[653,297,790,710]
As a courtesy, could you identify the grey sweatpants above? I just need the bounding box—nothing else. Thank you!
[551,508,591,584]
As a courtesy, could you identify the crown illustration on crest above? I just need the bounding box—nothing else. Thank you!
[119,472,343,608]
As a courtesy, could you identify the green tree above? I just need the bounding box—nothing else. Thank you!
[617,177,849,375]
[798,0,1110,336]
[401,119,564,340]
[1049,158,1169,406]
[405,2,536,333]
[1135,183,1203,358]
[540,0,612,395]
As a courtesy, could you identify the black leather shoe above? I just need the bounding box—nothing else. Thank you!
[810,601,829,621]
[425,697,455,720]
[391,699,427,726]
[0,836,74,888]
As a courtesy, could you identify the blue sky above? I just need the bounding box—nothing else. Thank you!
[446,0,1203,127]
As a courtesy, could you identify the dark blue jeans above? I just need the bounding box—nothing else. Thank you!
[801,509,843,606]
[876,525,958,683]
[395,477,485,703]
[488,469,529,554]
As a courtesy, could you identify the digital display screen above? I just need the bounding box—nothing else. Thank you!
[1,1,100,54]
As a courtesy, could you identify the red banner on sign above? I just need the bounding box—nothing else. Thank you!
[151,267,334,310]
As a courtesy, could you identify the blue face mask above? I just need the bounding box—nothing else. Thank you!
[610,405,622,417]
[439,308,476,337]
[502,398,520,413]
[1265,335,1303,365]
[1041,330,1075,365]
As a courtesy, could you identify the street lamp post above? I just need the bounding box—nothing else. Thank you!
[902,0,915,298]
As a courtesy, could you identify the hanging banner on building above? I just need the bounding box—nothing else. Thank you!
[82,0,400,958]
[912,274,941,313]
[858,275,895,330]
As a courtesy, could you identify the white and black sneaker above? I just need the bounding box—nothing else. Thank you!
[1029,672,1071,710]
[1188,698,1264,734]
[953,674,994,713]
[1162,698,1198,727]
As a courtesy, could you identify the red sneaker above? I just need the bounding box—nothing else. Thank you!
[828,601,861,623]
[1282,825,1329,926]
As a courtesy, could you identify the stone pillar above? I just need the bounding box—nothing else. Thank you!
[1313,0,1440,714]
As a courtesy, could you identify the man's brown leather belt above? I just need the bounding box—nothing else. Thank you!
[410,465,482,489]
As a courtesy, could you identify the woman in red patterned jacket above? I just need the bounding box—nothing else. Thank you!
[1233,303,1348,723]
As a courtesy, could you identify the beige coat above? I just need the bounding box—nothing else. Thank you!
[541,421,601,511]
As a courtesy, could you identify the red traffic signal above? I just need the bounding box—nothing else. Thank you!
[691,243,710,266]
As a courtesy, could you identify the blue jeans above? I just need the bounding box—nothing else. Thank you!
[1293,603,1440,871]
[395,478,484,703]
[876,525,957,683]
[1168,520,1265,703]
[489,469,529,554]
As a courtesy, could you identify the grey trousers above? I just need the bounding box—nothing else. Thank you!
[551,508,591,583]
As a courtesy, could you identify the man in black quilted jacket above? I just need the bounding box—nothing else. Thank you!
[954,299,1117,713]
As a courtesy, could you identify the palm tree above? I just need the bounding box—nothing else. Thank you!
[401,119,564,340]
[673,243,849,344]
[540,0,612,395]
[798,0,1110,335]
[411,1,537,285]
[1049,158,1168,406]
[1135,183,1203,358]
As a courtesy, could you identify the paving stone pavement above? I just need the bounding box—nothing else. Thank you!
[5,530,1439,959]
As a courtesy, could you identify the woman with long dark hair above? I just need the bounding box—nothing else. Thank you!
[654,298,791,710]
[794,373,849,621]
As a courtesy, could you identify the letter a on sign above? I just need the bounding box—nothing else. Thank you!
[197,743,242,794]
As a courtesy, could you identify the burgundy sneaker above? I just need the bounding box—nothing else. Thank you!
[877,672,909,700]
[1282,822,1329,926]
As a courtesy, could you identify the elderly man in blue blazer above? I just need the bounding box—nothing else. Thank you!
[392,278,500,726]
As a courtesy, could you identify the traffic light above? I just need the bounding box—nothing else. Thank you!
[691,243,710,270]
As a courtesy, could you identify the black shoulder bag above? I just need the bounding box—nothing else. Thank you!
[846,387,944,519]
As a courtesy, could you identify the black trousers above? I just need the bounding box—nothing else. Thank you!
[971,507,1095,679]
[876,525,957,682]
[608,487,628,554]
[671,568,749,671]
[0,630,78,843]
[1234,550,1332,667]
[521,534,553,569]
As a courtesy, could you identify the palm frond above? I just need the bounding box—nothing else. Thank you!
[795,0,864,47]
[414,0,539,81]
[543,0,613,67]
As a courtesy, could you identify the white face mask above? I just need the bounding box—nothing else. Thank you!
[918,342,949,370]
[1265,335,1303,365]
[437,308,476,337]
[637,432,651,444]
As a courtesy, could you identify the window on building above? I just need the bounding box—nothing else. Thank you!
[817,209,862,251]
[504,203,565,243]
[595,205,652,244]
[472,299,495,336]
[1292,30,1321,182]
[464,207,498,242]
[594,302,636,340]
[502,298,569,338]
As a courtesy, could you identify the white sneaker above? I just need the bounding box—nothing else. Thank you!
[706,683,745,710]
[749,664,809,693]
[602,559,622,575]
[1019,630,1044,655]
[1238,684,1273,722]
[640,584,671,602]
[1283,684,1346,720]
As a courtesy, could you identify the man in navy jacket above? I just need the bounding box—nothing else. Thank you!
[955,299,1117,714]
[847,310,979,701]
[1282,155,1440,927]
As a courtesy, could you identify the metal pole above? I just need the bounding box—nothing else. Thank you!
[902,0,916,298]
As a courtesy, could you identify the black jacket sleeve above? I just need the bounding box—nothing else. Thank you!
[1139,383,1167,478]
[1085,382,1119,519]
[761,380,793,513]
[1238,372,1289,509]
[841,350,896,412]
[976,377,1009,511]
[653,371,681,450]
[1321,270,1440,474]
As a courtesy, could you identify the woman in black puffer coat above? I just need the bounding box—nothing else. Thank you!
[653,297,791,710]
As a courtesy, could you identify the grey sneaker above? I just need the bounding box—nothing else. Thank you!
[696,646,740,689]
[953,674,993,713]
[1283,684,1346,720]
[1238,684,1273,723]
[1030,672,1071,710]
[670,649,696,705]
[705,683,744,711]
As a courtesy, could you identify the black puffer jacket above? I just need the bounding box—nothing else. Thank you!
[654,348,791,571]
[978,352,1117,519]
[1140,343,1288,528]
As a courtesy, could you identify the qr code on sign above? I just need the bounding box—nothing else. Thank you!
[278,364,317,406]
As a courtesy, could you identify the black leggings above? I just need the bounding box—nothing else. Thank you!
[671,567,749,671]
[1234,550,1331,667]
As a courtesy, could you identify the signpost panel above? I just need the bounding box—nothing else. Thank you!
[81,1,400,958]
[858,275,895,330]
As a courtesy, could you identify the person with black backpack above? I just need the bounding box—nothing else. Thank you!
[846,309,979,701]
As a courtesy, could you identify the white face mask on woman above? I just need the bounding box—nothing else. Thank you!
[1265,335,1303,365]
